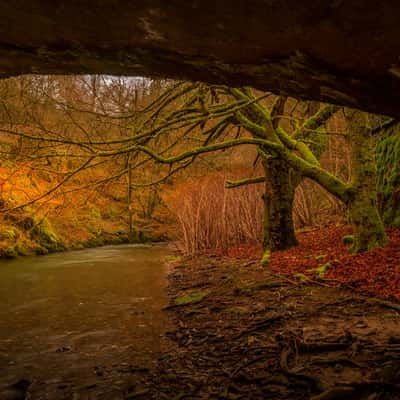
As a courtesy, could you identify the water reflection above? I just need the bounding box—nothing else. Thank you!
[0,244,170,393]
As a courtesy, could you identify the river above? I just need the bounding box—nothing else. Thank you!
[0,243,171,399]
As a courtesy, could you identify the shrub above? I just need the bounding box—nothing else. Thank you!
[165,173,263,256]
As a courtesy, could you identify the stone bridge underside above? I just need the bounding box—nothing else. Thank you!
[1,1,400,117]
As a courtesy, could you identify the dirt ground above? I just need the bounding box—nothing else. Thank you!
[143,256,400,400]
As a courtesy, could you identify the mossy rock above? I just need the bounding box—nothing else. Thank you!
[1,245,18,259]
[30,218,65,252]
[0,243,31,258]
[71,242,85,250]
[174,291,208,306]
[15,244,30,256]
[34,245,49,255]
[84,237,105,248]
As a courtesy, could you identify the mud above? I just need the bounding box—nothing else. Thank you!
[147,257,400,400]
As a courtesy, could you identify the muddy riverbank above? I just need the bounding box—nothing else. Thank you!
[145,256,400,400]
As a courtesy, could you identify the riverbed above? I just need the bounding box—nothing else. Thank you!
[0,244,170,399]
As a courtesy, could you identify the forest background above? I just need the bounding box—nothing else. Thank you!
[0,75,399,261]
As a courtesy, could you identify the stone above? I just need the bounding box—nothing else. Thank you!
[0,2,400,116]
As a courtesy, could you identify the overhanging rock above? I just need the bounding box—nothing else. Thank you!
[1,1,400,117]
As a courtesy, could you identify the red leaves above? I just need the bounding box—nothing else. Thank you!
[322,228,400,301]
[227,244,262,258]
[227,225,400,302]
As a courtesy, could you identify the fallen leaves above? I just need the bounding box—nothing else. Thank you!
[226,225,400,302]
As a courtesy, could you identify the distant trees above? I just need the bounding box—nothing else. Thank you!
[0,75,396,256]
[0,75,169,239]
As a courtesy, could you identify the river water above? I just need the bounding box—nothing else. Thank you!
[0,244,170,398]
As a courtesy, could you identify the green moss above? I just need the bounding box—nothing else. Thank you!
[313,262,332,279]
[342,235,354,244]
[392,215,400,228]
[15,244,30,256]
[1,228,18,240]
[165,255,182,263]
[30,217,64,251]
[376,132,400,227]
[174,291,208,306]
[260,250,271,266]
[294,273,309,282]
[315,254,326,261]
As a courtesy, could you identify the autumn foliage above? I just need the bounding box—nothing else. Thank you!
[227,225,400,302]
[165,172,263,255]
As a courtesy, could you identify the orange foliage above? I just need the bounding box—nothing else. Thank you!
[164,172,263,256]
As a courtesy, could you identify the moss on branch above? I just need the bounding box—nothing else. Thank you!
[225,176,266,188]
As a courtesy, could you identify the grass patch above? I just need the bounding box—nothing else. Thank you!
[174,291,208,306]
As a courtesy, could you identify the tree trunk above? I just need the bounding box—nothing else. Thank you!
[376,126,400,228]
[346,112,388,253]
[262,157,300,254]
[127,154,136,242]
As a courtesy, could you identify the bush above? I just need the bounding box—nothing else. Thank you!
[165,173,263,256]
[30,217,65,251]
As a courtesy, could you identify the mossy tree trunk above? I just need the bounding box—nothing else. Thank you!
[346,111,388,252]
[262,157,301,253]
[376,125,400,228]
